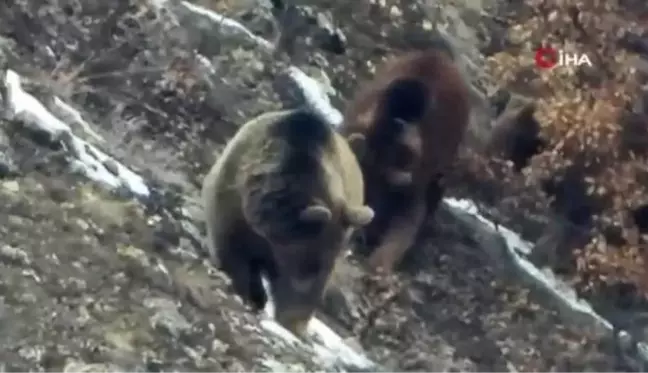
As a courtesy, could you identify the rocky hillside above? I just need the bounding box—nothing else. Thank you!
[1,0,648,371]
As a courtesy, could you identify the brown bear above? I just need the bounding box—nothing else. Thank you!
[202,108,374,336]
[339,48,471,273]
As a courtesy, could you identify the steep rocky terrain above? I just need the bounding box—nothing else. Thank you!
[1,0,648,371]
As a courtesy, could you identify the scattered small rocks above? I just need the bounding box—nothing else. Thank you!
[63,360,124,373]
[0,150,18,178]
[145,297,192,339]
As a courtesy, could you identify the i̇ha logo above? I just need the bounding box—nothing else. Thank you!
[534,45,593,69]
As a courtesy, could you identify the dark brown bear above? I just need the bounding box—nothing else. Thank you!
[202,108,374,336]
[340,48,471,273]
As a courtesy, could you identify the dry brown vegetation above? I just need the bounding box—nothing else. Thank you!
[472,0,648,294]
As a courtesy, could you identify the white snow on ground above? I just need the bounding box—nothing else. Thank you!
[445,197,648,361]
[51,96,105,144]
[2,69,150,198]
[260,277,376,371]
[286,66,344,127]
[179,1,275,52]
[4,70,70,136]
[445,197,612,328]
[153,0,344,128]
[446,198,532,255]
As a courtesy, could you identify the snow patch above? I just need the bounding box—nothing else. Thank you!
[445,198,531,255]
[307,317,374,368]
[2,69,150,198]
[5,70,70,137]
[260,278,376,371]
[286,66,343,127]
[156,1,343,128]
[51,96,105,143]
[179,1,274,52]
[445,198,611,324]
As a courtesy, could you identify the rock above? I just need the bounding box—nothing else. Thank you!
[0,244,29,265]
[313,12,347,55]
[1,179,19,193]
[0,122,21,178]
[63,361,124,373]
[145,297,192,339]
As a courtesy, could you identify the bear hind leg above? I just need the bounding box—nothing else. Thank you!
[218,243,268,311]
[367,195,427,273]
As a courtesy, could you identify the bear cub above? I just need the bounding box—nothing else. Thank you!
[340,48,471,273]
[202,108,374,335]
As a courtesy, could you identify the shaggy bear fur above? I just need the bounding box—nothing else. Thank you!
[340,48,471,273]
[485,95,546,171]
[202,108,374,335]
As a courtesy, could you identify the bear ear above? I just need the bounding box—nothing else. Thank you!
[345,205,374,227]
[347,133,367,159]
[299,205,332,223]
